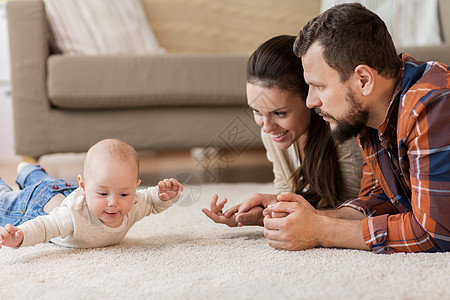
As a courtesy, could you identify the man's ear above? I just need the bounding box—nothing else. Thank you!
[354,65,375,96]
[77,175,86,195]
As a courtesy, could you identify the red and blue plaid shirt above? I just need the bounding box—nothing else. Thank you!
[340,54,450,254]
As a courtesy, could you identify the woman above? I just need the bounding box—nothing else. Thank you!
[202,35,363,226]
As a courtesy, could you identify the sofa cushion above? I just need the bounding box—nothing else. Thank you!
[44,0,163,55]
[397,45,450,65]
[47,54,249,109]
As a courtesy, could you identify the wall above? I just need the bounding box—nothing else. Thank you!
[0,2,14,158]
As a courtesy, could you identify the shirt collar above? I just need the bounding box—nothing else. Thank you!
[377,72,403,145]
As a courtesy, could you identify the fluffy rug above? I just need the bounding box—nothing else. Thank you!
[0,183,448,300]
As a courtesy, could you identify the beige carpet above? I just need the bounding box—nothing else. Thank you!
[0,183,448,300]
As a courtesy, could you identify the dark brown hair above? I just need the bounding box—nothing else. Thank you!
[294,2,402,82]
[247,35,341,209]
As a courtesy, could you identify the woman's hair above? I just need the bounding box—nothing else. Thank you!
[247,35,341,209]
[294,3,401,82]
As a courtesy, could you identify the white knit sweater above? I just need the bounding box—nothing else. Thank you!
[18,187,179,248]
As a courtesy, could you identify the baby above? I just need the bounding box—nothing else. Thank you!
[0,138,183,249]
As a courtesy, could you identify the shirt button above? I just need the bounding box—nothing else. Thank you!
[52,185,59,190]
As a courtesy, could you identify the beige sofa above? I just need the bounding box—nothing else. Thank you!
[7,0,319,160]
[7,0,450,160]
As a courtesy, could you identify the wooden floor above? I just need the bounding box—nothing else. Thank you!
[0,148,274,190]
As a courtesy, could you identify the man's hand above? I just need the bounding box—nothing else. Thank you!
[158,178,183,201]
[237,193,278,214]
[0,224,24,248]
[263,192,320,251]
[235,193,281,226]
[263,192,369,251]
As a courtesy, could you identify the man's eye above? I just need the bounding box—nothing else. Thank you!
[275,112,286,117]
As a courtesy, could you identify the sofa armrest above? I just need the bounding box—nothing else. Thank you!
[7,0,51,158]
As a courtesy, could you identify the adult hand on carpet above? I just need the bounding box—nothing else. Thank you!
[202,194,266,227]
[235,193,283,226]
[263,192,320,251]
[202,194,239,227]
[0,224,24,248]
[238,193,278,214]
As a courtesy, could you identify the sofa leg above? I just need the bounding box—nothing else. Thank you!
[21,156,39,164]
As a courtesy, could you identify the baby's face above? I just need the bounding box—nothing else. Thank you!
[80,157,140,228]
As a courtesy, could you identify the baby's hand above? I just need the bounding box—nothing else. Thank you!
[0,224,24,248]
[158,178,183,201]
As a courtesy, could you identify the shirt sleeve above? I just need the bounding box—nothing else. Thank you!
[393,89,450,253]
[18,207,74,247]
[339,160,399,217]
[138,186,180,216]
[341,89,450,254]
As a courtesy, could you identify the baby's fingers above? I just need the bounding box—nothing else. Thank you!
[0,225,14,244]
[169,178,183,192]
[158,180,167,192]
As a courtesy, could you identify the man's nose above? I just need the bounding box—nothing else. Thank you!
[306,91,322,109]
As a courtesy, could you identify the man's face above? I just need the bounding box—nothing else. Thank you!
[302,42,369,143]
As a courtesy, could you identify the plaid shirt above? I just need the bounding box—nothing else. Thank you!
[340,54,450,254]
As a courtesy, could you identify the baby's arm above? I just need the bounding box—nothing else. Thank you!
[158,178,183,201]
[0,224,24,248]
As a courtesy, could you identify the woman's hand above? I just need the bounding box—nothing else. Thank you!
[202,194,267,227]
[202,194,239,227]
[233,193,280,226]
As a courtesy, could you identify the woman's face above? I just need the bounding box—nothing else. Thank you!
[247,83,311,150]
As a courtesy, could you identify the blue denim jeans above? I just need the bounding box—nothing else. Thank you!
[0,164,77,226]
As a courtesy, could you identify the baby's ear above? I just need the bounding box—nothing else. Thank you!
[136,179,142,188]
[77,175,86,194]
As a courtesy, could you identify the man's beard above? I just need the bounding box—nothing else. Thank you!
[316,88,369,144]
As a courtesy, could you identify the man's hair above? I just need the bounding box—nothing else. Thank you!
[84,138,139,178]
[294,2,402,82]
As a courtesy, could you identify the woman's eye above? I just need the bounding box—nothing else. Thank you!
[275,112,286,117]
[252,109,262,116]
